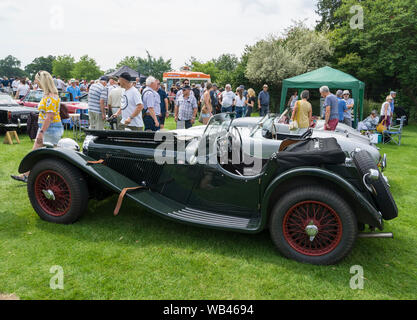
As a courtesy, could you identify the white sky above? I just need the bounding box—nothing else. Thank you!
[0,0,319,71]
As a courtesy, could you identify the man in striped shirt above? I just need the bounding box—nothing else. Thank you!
[88,76,109,130]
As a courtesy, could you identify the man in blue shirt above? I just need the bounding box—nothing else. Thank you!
[320,86,339,131]
[66,79,81,101]
[336,90,347,123]
[258,84,270,117]
[156,79,169,129]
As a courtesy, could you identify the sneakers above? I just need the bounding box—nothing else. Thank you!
[11,175,28,183]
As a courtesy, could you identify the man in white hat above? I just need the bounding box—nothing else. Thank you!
[343,90,355,127]
[66,78,81,102]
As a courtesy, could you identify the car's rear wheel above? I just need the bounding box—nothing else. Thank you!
[27,159,89,224]
[269,186,357,265]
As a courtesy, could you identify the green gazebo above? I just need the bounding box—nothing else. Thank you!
[280,66,366,124]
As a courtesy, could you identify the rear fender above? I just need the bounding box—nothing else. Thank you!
[19,148,139,193]
[261,167,384,231]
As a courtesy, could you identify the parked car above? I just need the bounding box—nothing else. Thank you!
[184,113,385,168]
[18,113,398,265]
[0,93,38,132]
[18,90,88,114]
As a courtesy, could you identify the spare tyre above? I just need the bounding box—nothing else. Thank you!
[353,150,398,220]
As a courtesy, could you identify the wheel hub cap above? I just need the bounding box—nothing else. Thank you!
[42,189,56,201]
[305,221,319,242]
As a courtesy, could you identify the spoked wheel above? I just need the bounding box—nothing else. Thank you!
[28,159,89,224]
[34,171,72,217]
[282,201,343,257]
[270,186,357,265]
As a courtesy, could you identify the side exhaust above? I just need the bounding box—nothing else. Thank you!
[358,233,394,239]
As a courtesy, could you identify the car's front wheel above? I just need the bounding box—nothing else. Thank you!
[269,186,357,265]
[27,159,89,224]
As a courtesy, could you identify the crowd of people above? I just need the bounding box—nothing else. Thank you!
[3,70,400,143]
[288,87,397,133]
[82,75,270,132]
[6,69,400,183]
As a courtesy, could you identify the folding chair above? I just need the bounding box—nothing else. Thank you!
[383,116,405,145]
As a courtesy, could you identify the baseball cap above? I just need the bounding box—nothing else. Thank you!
[119,72,132,82]
[343,90,350,95]
[99,76,109,82]
[183,85,191,91]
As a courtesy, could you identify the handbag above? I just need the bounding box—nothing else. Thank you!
[60,103,70,120]
[290,101,300,130]
[377,120,387,133]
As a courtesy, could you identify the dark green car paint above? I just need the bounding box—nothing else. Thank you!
[19,145,383,233]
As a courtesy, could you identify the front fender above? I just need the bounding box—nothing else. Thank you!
[19,148,139,193]
[260,167,383,230]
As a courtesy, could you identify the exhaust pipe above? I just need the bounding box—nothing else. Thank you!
[358,233,394,239]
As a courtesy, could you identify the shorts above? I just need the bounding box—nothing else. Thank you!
[325,119,339,131]
[158,115,166,125]
[38,123,64,146]
[89,111,105,130]
[221,106,233,113]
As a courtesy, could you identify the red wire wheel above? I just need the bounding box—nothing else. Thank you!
[34,170,72,217]
[283,201,343,257]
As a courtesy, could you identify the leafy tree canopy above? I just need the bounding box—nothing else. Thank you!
[116,52,172,80]
[0,55,26,78]
[52,55,75,80]
[245,22,333,86]
[25,55,55,79]
[330,0,417,116]
[72,55,102,81]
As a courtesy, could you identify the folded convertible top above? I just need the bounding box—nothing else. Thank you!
[276,138,347,168]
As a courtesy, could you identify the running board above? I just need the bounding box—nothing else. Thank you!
[125,191,261,232]
[169,207,259,231]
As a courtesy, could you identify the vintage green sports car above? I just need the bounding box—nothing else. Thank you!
[18,114,398,265]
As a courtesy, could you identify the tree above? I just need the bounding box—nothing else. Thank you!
[116,56,139,70]
[245,23,333,85]
[52,55,75,80]
[72,55,102,81]
[116,52,171,80]
[138,51,171,80]
[0,55,25,78]
[329,0,417,119]
[315,0,343,31]
[190,60,222,85]
[213,54,239,72]
[25,56,55,78]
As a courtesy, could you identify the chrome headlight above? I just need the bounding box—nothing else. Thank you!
[58,138,80,151]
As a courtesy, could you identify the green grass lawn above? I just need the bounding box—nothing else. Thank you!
[0,121,416,300]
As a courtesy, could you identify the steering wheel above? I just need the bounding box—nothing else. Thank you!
[216,127,242,165]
